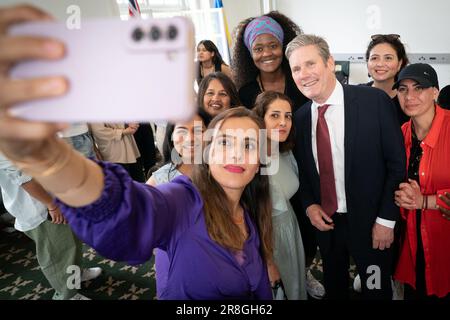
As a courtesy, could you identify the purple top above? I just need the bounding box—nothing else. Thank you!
[57,162,271,300]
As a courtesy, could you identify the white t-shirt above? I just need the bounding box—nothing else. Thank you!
[0,155,47,232]
[58,123,89,138]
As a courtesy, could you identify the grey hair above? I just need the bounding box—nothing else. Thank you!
[285,34,331,63]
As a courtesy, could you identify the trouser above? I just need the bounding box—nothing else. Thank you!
[133,123,157,176]
[24,220,83,300]
[404,211,450,300]
[119,162,145,182]
[317,213,393,300]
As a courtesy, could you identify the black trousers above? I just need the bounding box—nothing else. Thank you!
[317,213,393,300]
[119,162,145,183]
[404,211,450,300]
[133,123,156,178]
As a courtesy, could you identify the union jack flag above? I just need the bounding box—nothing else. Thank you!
[128,0,141,17]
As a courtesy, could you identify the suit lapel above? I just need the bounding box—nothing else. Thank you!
[343,85,357,182]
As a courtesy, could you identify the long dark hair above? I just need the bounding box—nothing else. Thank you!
[196,40,228,84]
[192,107,273,260]
[153,109,211,181]
[253,91,295,153]
[197,72,241,113]
[231,11,302,91]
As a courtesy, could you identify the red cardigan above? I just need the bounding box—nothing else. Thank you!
[394,105,450,298]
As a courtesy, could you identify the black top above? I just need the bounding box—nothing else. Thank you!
[407,127,423,182]
[195,61,222,85]
[362,81,409,125]
[238,75,309,112]
[407,125,427,296]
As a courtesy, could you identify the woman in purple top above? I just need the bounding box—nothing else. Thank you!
[147,109,210,298]
[0,7,273,297]
[0,5,274,300]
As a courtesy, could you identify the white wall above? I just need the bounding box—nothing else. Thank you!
[222,0,263,38]
[3,0,448,87]
[276,0,450,87]
[0,0,119,20]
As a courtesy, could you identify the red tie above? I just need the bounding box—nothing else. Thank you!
[316,104,338,217]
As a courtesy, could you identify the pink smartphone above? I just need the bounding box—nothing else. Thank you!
[8,17,195,123]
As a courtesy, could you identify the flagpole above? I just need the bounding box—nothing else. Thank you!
[214,0,231,65]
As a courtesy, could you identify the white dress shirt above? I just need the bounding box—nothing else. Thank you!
[310,80,395,228]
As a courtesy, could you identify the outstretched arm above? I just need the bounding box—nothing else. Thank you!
[0,5,201,264]
[0,5,104,207]
[56,162,200,264]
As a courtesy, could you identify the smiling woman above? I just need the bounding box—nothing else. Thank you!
[0,4,274,300]
[193,108,271,255]
[197,72,241,118]
[232,11,309,111]
[363,34,410,125]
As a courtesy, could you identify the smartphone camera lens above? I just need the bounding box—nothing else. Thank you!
[150,26,161,41]
[132,27,144,42]
[167,25,178,40]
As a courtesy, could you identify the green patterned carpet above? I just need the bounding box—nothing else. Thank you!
[1,217,356,300]
[0,227,157,300]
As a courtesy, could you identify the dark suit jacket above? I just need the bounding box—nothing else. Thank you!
[238,75,309,112]
[293,84,406,246]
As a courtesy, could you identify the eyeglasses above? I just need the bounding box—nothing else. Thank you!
[371,34,400,41]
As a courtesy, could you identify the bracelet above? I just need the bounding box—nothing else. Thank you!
[47,206,58,212]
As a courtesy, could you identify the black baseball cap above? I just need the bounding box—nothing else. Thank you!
[392,63,439,90]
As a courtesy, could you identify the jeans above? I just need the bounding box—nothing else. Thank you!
[63,132,95,159]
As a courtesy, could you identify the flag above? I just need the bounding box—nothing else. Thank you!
[214,0,231,63]
[214,0,231,47]
[128,0,141,18]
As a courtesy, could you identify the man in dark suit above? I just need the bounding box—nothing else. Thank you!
[286,34,406,299]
